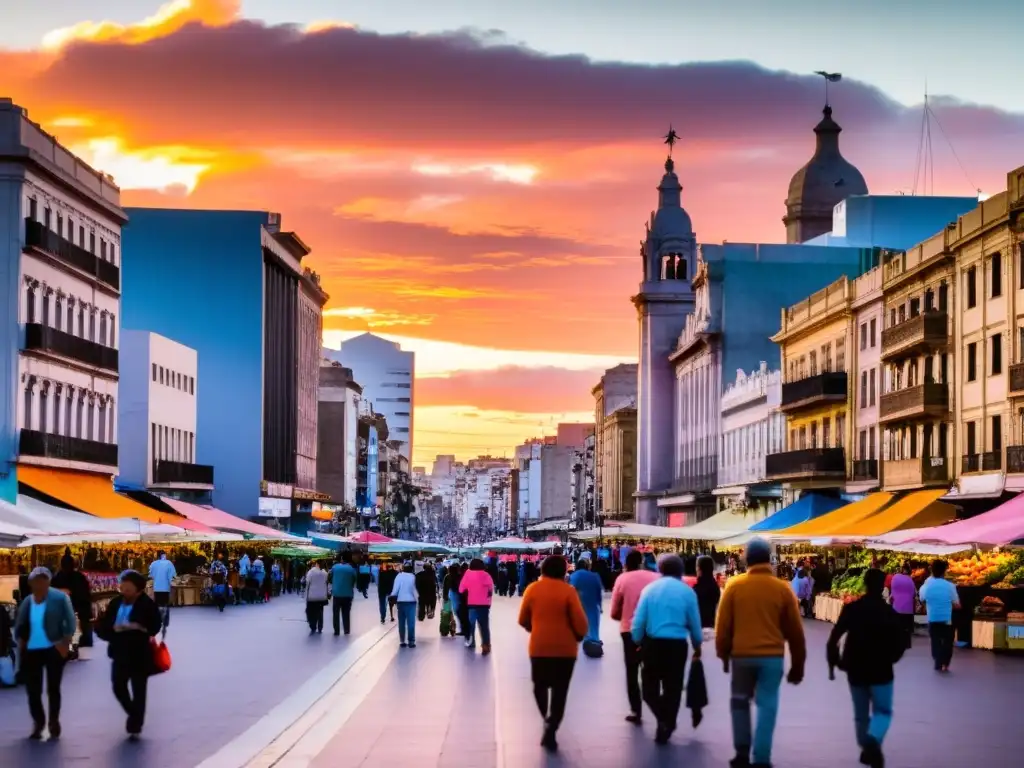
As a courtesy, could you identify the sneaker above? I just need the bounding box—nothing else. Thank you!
[409,642,417,648]
[625,713,642,725]
[540,726,558,752]
[400,642,408,648]
[730,754,751,768]
[481,644,491,656]
[464,638,474,648]
[861,739,885,768]
[29,722,44,740]
[49,721,61,740]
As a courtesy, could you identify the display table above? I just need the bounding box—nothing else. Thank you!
[973,619,1007,650]
[814,595,843,623]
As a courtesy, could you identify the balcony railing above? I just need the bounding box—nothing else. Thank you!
[1009,363,1024,396]
[881,311,949,361]
[24,323,118,373]
[780,371,847,412]
[879,382,949,423]
[153,460,215,486]
[24,218,120,291]
[19,429,117,467]
[765,447,845,481]
[883,457,948,489]
[851,459,878,481]
[1007,446,1024,474]
[962,452,1002,474]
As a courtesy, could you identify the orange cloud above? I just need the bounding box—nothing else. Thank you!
[41,0,239,51]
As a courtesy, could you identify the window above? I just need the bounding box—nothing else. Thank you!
[869,368,876,406]
[992,333,1003,375]
[56,213,63,236]
[89,232,95,254]
[822,418,831,448]
[991,252,1002,298]
[189,377,194,395]
[99,314,107,346]
[909,297,921,318]
[966,421,977,456]
[109,314,115,347]
[860,323,867,350]
[66,302,74,333]
[98,401,106,442]
[967,342,978,382]
[65,395,73,438]
[41,291,49,327]
[78,305,84,337]
[159,367,164,385]
[43,207,51,229]
[109,407,115,445]
[836,337,846,372]
[859,430,867,459]
[152,363,158,382]
[79,225,84,246]
[100,239,107,261]
[869,319,876,347]
[1020,327,1024,364]
[860,372,867,408]
[889,308,896,327]
[924,289,935,312]
[54,297,62,332]
[992,415,1002,454]
[23,385,32,430]
[25,284,35,324]
[810,422,818,449]
[967,266,977,308]
[152,424,157,458]
[86,400,94,441]
[835,414,845,447]
[822,343,833,372]
[66,217,73,240]
[88,311,95,342]
[28,197,37,221]
[1019,245,1024,290]
[869,427,876,460]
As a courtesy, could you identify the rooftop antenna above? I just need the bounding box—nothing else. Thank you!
[912,80,980,198]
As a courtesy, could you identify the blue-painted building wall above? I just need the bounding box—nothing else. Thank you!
[121,209,265,519]
[803,195,978,251]
[702,243,876,381]
[0,171,21,503]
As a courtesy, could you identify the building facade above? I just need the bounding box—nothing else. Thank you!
[297,269,327,491]
[0,100,126,503]
[118,330,213,502]
[326,333,414,462]
[599,406,637,520]
[592,363,637,519]
[849,266,884,492]
[715,364,784,519]
[120,209,327,522]
[316,361,362,510]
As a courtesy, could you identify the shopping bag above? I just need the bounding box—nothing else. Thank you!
[0,655,15,686]
[150,638,171,675]
[686,658,708,727]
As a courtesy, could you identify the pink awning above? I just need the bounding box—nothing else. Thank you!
[901,494,1024,547]
[162,498,299,539]
[347,531,392,543]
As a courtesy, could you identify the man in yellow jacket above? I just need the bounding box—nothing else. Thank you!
[716,537,806,768]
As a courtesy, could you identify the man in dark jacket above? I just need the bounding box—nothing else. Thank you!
[376,565,397,624]
[416,564,437,620]
[51,552,93,659]
[826,568,906,768]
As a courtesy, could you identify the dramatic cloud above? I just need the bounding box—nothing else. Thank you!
[5,9,1023,456]
[417,366,603,413]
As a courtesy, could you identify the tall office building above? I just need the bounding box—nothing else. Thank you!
[121,209,329,524]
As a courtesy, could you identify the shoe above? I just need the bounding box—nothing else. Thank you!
[464,638,475,648]
[49,721,61,740]
[409,642,417,648]
[381,619,385,624]
[400,642,407,647]
[540,726,558,751]
[29,722,44,740]
[730,753,751,768]
[481,644,491,656]
[333,631,340,637]
[654,724,671,745]
[861,740,885,768]
[625,713,642,725]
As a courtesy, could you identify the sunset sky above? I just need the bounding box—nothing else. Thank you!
[4,0,1024,467]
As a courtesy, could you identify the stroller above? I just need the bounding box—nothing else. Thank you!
[438,599,457,637]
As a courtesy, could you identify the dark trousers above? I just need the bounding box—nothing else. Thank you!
[378,592,389,622]
[332,596,353,635]
[898,612,915,648]
[621,632,643,716]
[112,660,149,733]
[530,657,575,730]
[418,594,437,621]
[641,638,689,729]
[154,591,171,627]
[23,648,65,727]
[929,622,955,668]
[306,600,326,632]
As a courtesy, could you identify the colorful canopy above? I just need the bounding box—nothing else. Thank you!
[667,510,767,541]
[480,538,559,553]
[781,493,893,537]
[830,489,955,537]
[161,497,304,540]
[347,531,392,544]
[748,494,845,532]
[901,493,1024,547]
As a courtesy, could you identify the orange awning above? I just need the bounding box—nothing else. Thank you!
[19,465,188,526]
[780,492,893,536]
[830,489,955,537]
[311,509,332,521]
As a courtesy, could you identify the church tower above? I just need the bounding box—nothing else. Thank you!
[632,151,697,525]
[783,104,868,243]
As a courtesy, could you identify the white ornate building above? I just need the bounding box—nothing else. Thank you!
[632,155,697,525]
[0,99,126,496]
[715,364,785,519]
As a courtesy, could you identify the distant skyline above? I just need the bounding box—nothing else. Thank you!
[4,1,1023,462]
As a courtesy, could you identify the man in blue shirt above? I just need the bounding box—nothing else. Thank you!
[631,553,703,745]
[919,559,961,672]
[330,553,358,636]
[148,551,176,625]
[569,558,604,644]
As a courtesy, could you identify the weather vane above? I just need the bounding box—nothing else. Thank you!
[663,125,679,156]
[814,71,842,107]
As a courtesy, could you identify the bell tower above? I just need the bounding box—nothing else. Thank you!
[632,139,697,525]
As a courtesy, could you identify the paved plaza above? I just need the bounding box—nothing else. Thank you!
[1,593,1020,767]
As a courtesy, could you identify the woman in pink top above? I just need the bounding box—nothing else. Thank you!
[459,558,495,655]
[888,562,917,648]
[610,550,659,724]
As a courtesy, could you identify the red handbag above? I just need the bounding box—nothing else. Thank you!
[150,621,171,675]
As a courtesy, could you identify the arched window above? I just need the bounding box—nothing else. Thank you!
[78,305,85,337]
[86,398,95,441]
[23,383,33,430]
[88,311,96,342]
[67,301,75,334]
[39,386,48,434]
[109,404,115,443]
[25,283,35,324]
[99,313,107,346]
[98,400,107,442]
[41,290,50,328]
[55,296,63,332]
[75,397,84,439]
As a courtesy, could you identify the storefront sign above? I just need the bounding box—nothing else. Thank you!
[261,481,294,499]
[258,497,291,518]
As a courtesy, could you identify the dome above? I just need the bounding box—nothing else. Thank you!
[651,156,692,239]
[785,106,867,241]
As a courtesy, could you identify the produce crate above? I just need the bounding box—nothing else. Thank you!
[971,620,1007,650]
[814,595,843,624]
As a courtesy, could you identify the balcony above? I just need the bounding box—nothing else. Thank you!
[779,371,847,413]
[24,323,118,373]
[19,429,117,467]
[882,457,948,489]
[1009,363,1024,396]
[879,382,949,424]
[851,459,878,481]
[881,311,949,361]
[1007,446,1024,474]
[765,447,845,482]
[152,460,215,487]
[24,218,120,292]
[961,452,1002,475]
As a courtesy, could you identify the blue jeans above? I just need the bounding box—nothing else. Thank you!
[730,656,784,765]
[448,590,461,628]
[468,606,491,646]
[397,602,416,644]
[378,592,388,622]
[849,682,894,748]
[583,603,601,643]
